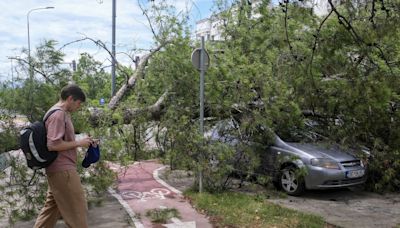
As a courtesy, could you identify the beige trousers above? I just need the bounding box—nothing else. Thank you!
[34,170,88,228]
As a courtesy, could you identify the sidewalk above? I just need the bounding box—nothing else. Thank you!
[109,160,212,228]
[14,193,132,228]
[12,160,211,228]
[1,149,133,228]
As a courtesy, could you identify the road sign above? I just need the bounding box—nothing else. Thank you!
[191,48,210,71]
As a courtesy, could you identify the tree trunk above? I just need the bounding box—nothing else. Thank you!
[108,42,169,110]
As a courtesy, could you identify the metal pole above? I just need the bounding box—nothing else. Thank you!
[26,7,55,80]
[26,7,54,121]
[9,57,15,114]
[27,13,31,80]
[199,36,205,193]
[10,58,14,88]
[111,0,116,96]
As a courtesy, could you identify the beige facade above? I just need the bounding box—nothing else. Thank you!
[195,0,351,41]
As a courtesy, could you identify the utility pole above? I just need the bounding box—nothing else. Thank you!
[26,6,54,120]
[7,57,14,88]
[72,60,77,72]
[111,0,116,96]
[27,7,55,80]
[11,59,14,89]
[199,37,206,193]
[9,57,15,114]
[191,37,209,193]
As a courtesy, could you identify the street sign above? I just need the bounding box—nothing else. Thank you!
[192,37,208,193]
[191,48,210,71]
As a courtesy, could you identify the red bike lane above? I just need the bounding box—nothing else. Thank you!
[108,160,212,228]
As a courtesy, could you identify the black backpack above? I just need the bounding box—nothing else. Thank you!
[20,109,62,170]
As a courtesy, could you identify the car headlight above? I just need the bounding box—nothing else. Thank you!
[310,158,340,169]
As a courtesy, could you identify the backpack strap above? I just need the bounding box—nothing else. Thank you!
[43,108,67,140]
[43,108,62,123]
[28,170,37,186]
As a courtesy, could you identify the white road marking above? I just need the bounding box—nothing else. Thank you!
[163,217,196,228]
[109,163,189,228]
[120,188,171,201]
[153,166,182,195]
[108,187,145,228]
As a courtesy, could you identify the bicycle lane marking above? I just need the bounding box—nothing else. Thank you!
[152,165,211,228]
[120,187,171,201]
[114,161,180,228]
[116,161,177,200]
[107,162,145,227]
[108,187,145,228]
[112,160,211,228]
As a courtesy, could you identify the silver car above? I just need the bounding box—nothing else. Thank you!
[210,119,367,195]
[260,134,367,195]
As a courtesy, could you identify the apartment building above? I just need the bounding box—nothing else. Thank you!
[195,0,346,41]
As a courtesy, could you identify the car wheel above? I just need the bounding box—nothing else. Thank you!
[280,166,305,196]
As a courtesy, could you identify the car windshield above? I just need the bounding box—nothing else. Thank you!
[208,119,241,145]
[275,120,326,144]
[209,119,327,145]
[208,119,274,145]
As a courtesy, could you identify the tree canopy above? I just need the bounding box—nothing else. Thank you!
[1,0,400,224]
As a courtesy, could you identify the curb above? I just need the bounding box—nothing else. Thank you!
[108,187,145,228]
[108,163,192,228]
[153,165,182,195]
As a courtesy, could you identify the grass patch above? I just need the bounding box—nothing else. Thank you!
[145,208,180,223]
[186,191,327,228]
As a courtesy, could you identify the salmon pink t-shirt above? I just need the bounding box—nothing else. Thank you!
[44,107,77,173]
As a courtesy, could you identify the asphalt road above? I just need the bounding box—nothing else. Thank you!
[4,155,399,228]
[267,187,400,228]
[159,167,400,228]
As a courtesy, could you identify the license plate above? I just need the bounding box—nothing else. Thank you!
[346,169,365,178]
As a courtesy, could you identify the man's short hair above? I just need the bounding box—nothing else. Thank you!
[60,84,86,102]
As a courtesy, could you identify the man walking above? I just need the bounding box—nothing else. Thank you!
[34,84,94,228]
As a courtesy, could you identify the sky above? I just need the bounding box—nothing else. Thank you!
[0,0,216,82]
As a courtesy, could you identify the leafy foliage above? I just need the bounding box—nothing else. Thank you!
[72,53,111,103]
[0,40,117,224]
[145,207,180,223]
[1,0,400,224]
[115,0,400,192]
[0,154,48,225]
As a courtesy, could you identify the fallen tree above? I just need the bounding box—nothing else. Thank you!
[108,41,170,110]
